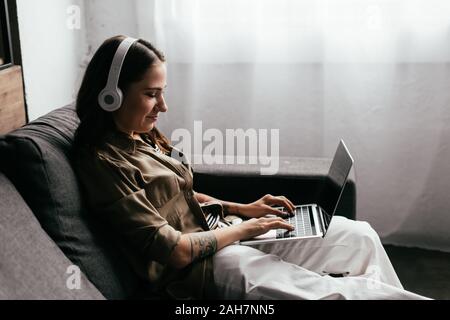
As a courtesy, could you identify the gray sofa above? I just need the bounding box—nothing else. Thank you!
[0,105,356,300]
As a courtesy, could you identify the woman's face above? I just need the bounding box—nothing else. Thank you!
[113,62,168,137]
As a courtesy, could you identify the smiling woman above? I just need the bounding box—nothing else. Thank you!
[113,63,168,138]
[73,35,173,154]
[71,35,429,300]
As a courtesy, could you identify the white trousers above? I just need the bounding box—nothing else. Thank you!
[213,216,430,300]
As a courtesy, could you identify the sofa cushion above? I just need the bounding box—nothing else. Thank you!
[0,105,141,299]
[0,173,104,299]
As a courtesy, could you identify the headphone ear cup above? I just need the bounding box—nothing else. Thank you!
[98,89,122,112]
[116,87,123,108]
[98,37,137,112]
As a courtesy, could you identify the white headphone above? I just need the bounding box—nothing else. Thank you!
[98,37,138,112]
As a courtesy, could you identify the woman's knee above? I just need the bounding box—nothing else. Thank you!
[212,245,279,299]
[330,216,381,247]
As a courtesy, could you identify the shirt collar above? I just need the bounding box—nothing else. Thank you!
[104,129,138,154]
[104,128,169,156]
[102,128,192,168]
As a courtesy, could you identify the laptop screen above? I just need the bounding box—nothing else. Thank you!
[318,140,354,227]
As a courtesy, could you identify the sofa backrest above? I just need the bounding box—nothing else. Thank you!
[0,105,141,299]
[0,173,104,300]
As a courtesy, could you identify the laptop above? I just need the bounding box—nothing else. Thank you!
[239,140,354,246]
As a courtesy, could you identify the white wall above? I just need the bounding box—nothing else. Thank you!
[17,0,87,121]
[17,0,140,121]
[83,0,138,58]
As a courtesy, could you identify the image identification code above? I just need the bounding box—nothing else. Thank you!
[175,304,275,317]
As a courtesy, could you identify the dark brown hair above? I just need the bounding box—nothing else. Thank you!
[73,35,172,154]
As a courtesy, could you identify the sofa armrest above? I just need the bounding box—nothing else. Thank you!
[193,156,356,220]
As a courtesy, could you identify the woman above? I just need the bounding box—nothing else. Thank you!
[73,35,428,300]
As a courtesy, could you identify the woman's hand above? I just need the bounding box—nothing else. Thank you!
[238,194,296,219]
[169,216,294,269]
[238,216,294,240]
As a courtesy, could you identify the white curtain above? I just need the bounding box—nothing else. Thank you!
[135,0,450,252]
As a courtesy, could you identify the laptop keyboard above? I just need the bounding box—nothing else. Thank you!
[276,206,315,239]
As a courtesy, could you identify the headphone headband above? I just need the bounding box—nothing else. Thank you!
[105,37,138,90]
[98,37,138,112]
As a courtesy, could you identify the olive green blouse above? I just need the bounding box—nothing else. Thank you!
[74,129,216,299]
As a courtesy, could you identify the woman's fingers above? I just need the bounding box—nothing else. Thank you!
[267,206,289,217]
[261,217,294,231]
[268,218,294,231]
[264,195,296,213]
[262,217,284,222]
[281,196,296,211]
[242,217,295,239]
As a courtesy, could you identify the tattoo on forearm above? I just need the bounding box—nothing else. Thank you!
[188,232,218,263]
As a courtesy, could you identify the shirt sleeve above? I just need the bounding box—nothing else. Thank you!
[76,150,182,266]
